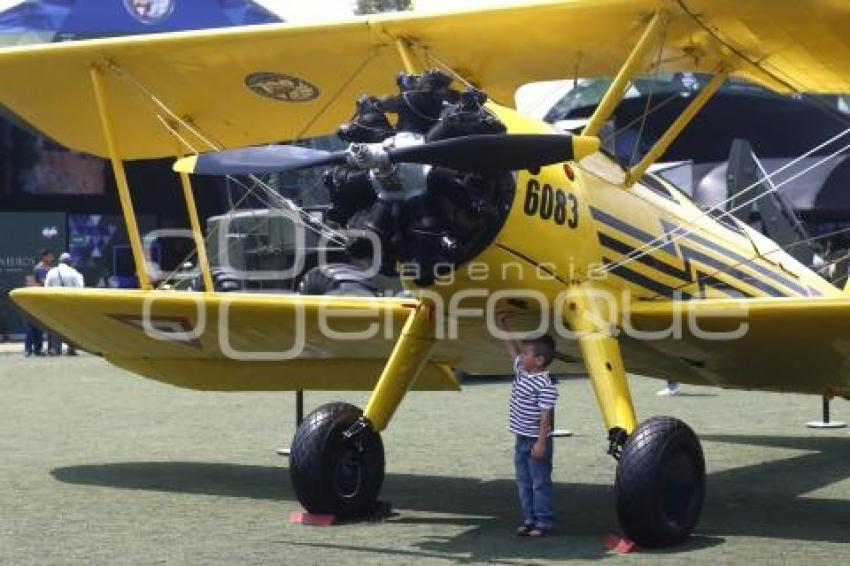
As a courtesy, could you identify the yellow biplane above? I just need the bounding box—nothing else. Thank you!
[5,0,850,547]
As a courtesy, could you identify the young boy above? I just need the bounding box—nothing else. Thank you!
[499,320,558,537]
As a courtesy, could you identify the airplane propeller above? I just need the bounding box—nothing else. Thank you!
[173,134,600,176]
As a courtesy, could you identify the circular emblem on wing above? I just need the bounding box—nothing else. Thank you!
[123,0,175,25]
[245,72,320,102]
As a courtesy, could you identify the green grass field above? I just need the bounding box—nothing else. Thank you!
[1,353,848,564]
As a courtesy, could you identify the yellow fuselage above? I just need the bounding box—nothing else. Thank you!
[412,103,844,394]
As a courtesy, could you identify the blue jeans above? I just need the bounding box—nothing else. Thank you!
[24,321,43,354]
[514,435,555,530]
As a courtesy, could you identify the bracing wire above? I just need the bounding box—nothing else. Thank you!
[750,150,812,243]
[422,49,477,92]
[631,140,850,276]
[293,48,379,141]
[108,61,350,248]
[592,0,850,277]
[105,61,353,288]
[628,17,667,168]
[602,89,682,147]
[598,126,850,275]
[154,112,346,246]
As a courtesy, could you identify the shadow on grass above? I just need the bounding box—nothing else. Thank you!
[52,462,621,561]
[697,434,850,545]
[51,433,849,559]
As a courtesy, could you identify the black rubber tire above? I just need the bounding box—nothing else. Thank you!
[289,402,385,517]
[298,263,376,296]
[615,416,705,548]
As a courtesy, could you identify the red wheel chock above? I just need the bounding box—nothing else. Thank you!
[603,533,638,553]
[289,511,336,526]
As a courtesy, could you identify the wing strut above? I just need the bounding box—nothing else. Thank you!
[395,37,419,74]
[581,11,667,138]
[625,67,729,185]
[177,168,215,292]
[90,65,152,290]
[92,61,215,292]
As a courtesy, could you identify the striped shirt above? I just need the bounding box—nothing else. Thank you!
[509,356,558,438]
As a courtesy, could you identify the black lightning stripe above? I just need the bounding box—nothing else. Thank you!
[597,233,690,281]
[598,232,755,298]
[680,227,812,296]
[601,258,693,299]
[676,244,784,297]
[590,207,803,298]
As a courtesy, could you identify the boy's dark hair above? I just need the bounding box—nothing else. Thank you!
[522,334,556,368]
[39,248,53,259]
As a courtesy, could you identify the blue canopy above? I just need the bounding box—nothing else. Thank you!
[0,0,281,43]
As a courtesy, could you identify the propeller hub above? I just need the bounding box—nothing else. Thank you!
[347,131,425,173]
[347,142,391,170]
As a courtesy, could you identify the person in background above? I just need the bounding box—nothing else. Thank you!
[657,380,681,396]
[44,252,85,356]
[23,249,53,357]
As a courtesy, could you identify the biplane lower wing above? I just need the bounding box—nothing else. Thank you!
[9,287,464,392]
[627,297,850,395]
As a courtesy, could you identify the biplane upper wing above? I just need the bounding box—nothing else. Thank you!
[0,0,848,159]
[626,297,850,394]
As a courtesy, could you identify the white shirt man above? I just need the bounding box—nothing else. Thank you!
[44,252,84,355]
[44,252,84,289]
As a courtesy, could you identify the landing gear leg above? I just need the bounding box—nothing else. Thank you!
[806,390,847,429]
[295,389,304,425]
[569,297,705,547]
[289,302,436,517]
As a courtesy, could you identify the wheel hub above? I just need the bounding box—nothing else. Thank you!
[333,444,365,499]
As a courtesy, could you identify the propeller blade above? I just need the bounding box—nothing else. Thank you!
[173,134,600,175]
[388,134,599,171]
[173,145,346,175]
